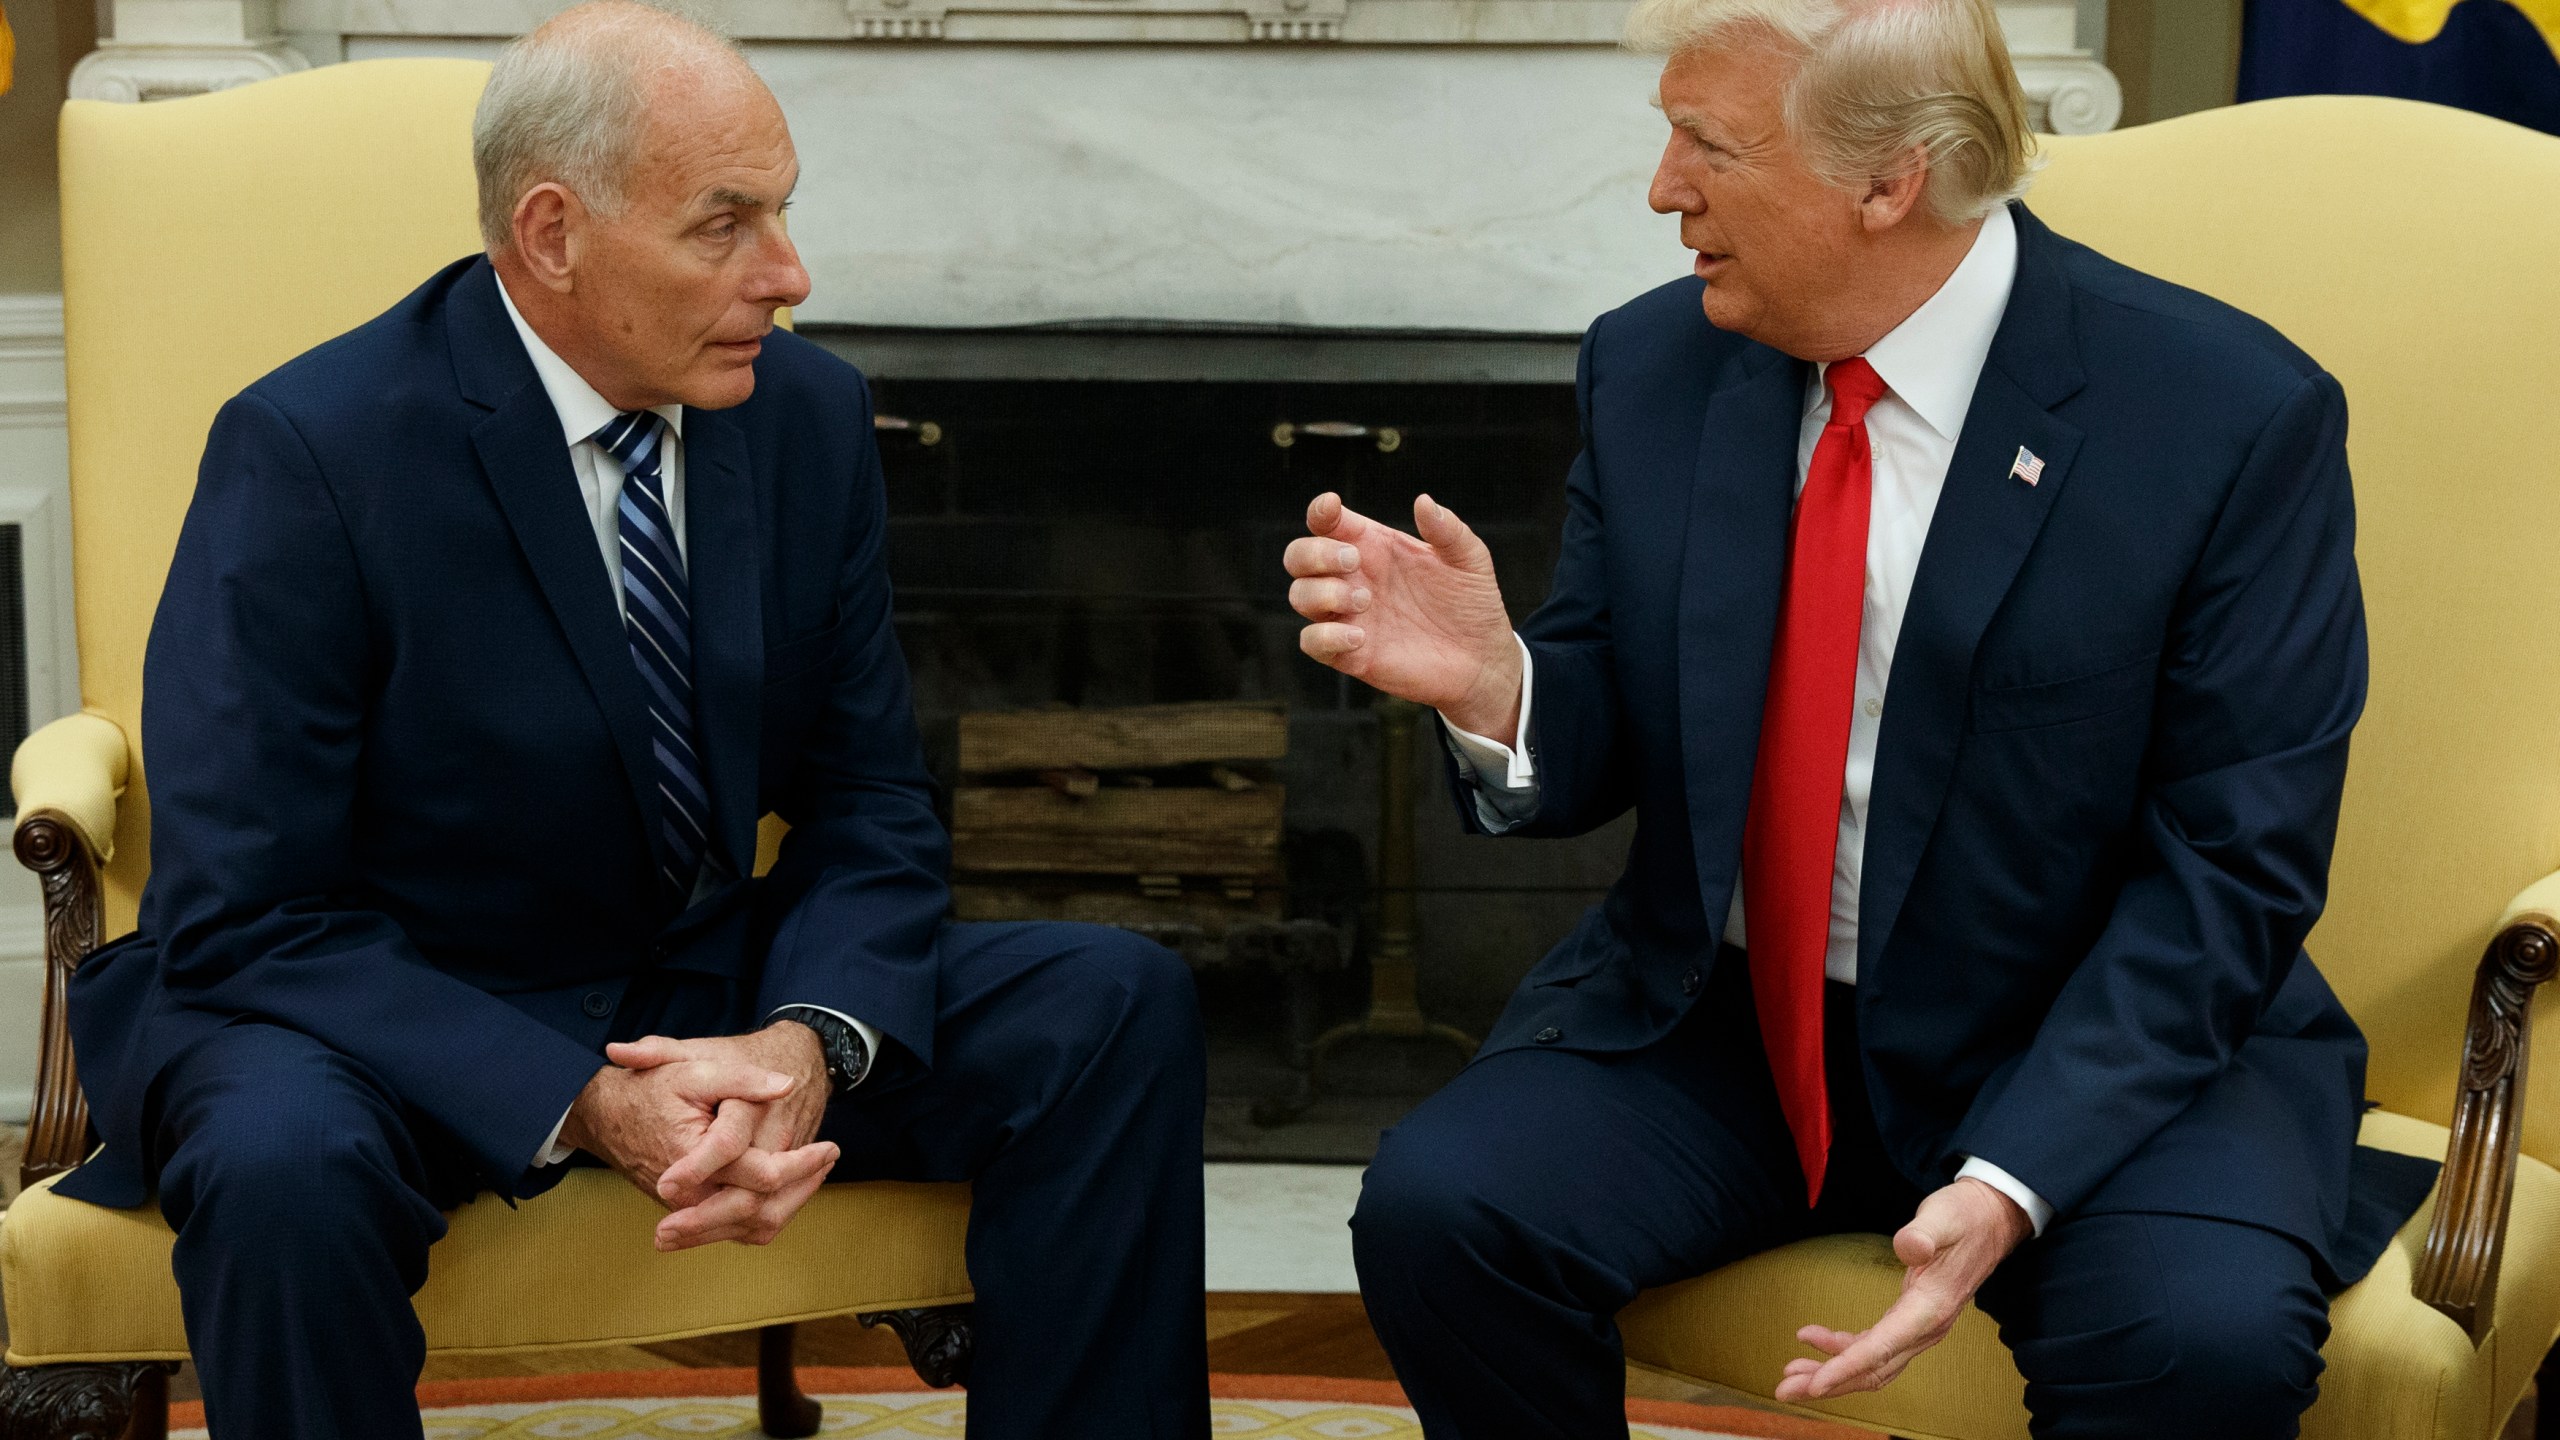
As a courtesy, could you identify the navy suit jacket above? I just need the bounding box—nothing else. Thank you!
[64,256,950,1209]
[1467,204,2434,1286]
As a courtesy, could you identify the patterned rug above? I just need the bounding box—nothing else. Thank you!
[167,1367,1870,1438]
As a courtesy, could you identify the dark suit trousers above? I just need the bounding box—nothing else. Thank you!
[1351,948,2331,1440]
[152,921,1210,1440]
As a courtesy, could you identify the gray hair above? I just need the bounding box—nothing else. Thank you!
[472,0,749,250]
[1622,0,2040,225]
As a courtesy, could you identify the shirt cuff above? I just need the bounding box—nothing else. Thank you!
[1956,1155,2054,1238]
[533,1108,575,1168]
[1439,635,1538,790]
[767,1005,884,1093]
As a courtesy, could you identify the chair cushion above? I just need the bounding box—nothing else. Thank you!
[1620,1111,2560,1440]
[0,1167,972,1363]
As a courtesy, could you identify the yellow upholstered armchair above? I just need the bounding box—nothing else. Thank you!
[1618,97,2560,1440]
[0,61,975,1435]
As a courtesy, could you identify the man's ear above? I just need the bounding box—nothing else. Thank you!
[1855,147,1932,234]
[510,182,582,293]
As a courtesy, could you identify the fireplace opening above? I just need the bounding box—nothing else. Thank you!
[839,352,1636,1161]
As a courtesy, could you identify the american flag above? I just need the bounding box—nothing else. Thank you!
[2009,446,2046,486]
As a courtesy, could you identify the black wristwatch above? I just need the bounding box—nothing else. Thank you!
[774,1006,871,1097]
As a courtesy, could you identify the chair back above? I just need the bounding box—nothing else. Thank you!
[2031,98,2560,1163]
[58,59,495,937]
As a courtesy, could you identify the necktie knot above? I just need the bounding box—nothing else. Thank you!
[1822,357,1888,429]
[592,410,665,472]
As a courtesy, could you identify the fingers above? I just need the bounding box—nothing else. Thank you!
[1288,575,1371,622]
[1795,1324,1856,1356]
[655,1147,838,1250]
[666,1060,795,1107]
[1776,1290,1955,1401]
[1304,491,1361,539]
[1893,1193,1963,1268]
[657,1097,762,1203]
[1298,621,1366,667]
[606,1035,691,1070]
[708,1136,839,1194]
[1283,533,1362,581]
[1413,494,1495,577]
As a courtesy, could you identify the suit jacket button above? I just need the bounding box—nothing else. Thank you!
[1682,967,1702,996]
[582,991,614,1019]
[1534,1027,1562,1044]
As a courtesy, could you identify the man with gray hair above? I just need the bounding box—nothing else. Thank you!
[60,5,1212,1436]
[1288,0,2435,1433]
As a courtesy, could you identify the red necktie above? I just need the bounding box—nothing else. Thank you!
[1742,355,1887,1207]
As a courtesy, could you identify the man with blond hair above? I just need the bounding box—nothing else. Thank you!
[61,6,1211,1436]
[1292,0,2436,1433]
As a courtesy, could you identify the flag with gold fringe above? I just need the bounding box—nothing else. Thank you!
[2239,0,2560,134]
[1,2,16,98]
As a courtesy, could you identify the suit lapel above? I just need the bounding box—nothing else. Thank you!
[675,409,765,879]
[1857,205,2089,975]
[1677,343,1807,936]
[450,262,669,875]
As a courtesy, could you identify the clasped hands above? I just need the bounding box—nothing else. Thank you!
[557,1020,839,1252]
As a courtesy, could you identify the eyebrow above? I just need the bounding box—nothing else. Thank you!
[699,174,800,213]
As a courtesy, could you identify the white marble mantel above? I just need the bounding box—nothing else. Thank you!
[72,0,2122,333]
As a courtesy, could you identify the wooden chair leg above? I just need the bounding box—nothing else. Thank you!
[857,1304,975,1388]
[0,1361,176,1440]
[755,1325,821,1439]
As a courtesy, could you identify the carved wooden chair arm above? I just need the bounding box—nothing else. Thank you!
[2412,868,2560,1344]
[9,711,130,1192]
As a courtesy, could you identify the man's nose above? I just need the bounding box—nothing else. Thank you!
[1647,143,1698,216]
[757,230,813,310]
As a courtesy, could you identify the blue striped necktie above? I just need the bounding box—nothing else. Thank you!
[593,410,711,904]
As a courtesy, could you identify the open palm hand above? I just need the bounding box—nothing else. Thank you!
[1285,492,1522,740]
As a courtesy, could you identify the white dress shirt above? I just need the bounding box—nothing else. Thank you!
[1441,208,2052,1233]
[495,279,881,1168]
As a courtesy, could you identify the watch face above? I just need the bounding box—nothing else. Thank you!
[828,1026,868,1090]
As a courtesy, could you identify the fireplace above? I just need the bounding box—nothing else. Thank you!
[830,350,1626,1155]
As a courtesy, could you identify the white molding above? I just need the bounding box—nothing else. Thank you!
[2018,53,2125,135]
[281,0,2115,70]
[68,36,309,101]
[0,298,66,434]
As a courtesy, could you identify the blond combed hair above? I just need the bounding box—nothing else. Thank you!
[1623,0,2041,225]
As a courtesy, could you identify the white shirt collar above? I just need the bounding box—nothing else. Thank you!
[1834,204,2018,441]
[493,271,685,448]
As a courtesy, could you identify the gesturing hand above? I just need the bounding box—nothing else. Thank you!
[1774,1178,2034,1402]
[609,1023,838,1251]
[1285,492,1523,743]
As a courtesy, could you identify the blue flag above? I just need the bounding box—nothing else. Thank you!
[2239,0,2560,135]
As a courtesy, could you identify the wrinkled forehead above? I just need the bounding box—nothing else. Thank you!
[629,67,798,205]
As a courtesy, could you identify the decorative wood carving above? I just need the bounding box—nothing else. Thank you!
[857,1305,975,1388]
[2415,910,2560,1343]
[756,1325,822,1438]
[0,1362,176,1440]
[15,811,102,1193]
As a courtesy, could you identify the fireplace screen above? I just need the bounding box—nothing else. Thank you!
[863,371,1631,1160]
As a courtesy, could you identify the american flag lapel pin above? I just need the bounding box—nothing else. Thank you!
[2009,445,2046,487]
